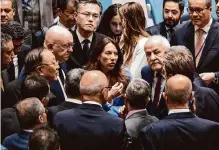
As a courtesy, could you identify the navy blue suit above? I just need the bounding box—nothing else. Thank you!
[139,112,219,150]
[146,22,168,39]
[3,130,31,150]
[54,103,130,150]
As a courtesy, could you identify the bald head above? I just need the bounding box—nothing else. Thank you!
[165,74,192,105]
[80,70,108,96]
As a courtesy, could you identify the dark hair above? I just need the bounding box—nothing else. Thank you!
[85,37,129,92]
[75,0,103,15]
[57,0,75,11]
[0,0,16,9]
[1,21,25,40]
[21,75,49,100]
[65,68,86,98]
[24,47,44,75]
[126,79,150,109]
[16,98,45,129]
[163,0,185,12]
[29,126,60,150]
[164,46,195,81]
[96,4,122,43]
[1,33,12,52]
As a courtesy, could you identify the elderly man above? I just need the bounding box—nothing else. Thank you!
[0,0,15,24]
[55,70,130,150]
[147,0,185,41]
[125,79,158,150]
[171,0,219,95]
[2,98,48,150]
[139,75,219,150]
[141,35,170,119]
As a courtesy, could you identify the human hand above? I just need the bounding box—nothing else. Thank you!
[108,82,124,101]
[199,72,215,85]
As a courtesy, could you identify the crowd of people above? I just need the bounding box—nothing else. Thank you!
[1,0,219,150]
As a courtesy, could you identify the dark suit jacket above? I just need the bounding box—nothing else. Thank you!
[54,103,130,150]
[141,65,168,119]
[170,19,219,94]
[47,101,80,128]
[139,112,219,150]
[67,31,106,69]
[1,107,20,142]
[146,21,168,38]
[3,130,32,150]
[125,110,158,150]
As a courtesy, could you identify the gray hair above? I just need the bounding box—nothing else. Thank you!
[145,35,170,50]
[189,0,211,8]
[126,78,151,109]
[65,68,86,98]
[16,97,45,129]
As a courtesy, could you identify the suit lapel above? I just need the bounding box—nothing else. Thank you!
[17,0,23,25]
[184,23,195,58]
[197,20,219,68]
[160,22,168,38]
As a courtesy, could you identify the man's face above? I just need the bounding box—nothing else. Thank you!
[13,39,24,53]
[188,0,212,28]
[2,40,14,67]
[75,3,101,34]
[216,0,219,17]
[0,0,14,24]
[59,1,76,28]
[52,34,73,63]
[145,43,165,72]
[163,1,183,28]
[109,15,122,35]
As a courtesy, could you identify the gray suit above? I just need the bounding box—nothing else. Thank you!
[125,110,158,150]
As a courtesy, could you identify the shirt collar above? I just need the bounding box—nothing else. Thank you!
[76,28,93,44]
[194,18,213,33]
[83,101,102,107]
[126,109,146,119]
[154,71,166,79]
[66,98,82,104]
[23,129,33,133]
[168,109,190,115]
[57,21,75,31]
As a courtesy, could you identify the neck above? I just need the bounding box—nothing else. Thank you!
[82,95,102,104]
[60,19,71,29]
[168,104,188,110]
[68,96,81,100]
[78,28,93,38]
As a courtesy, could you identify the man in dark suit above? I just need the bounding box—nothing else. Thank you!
[47,68,85,128]
[171,0,219,95]
[55,70,130,150]
[67,0,106,69]
[139,74,219,150]
[146,0,185,41]
[141,35,170,119]
[164,46,219,122]
[125,79,158,150]
[2,98,48,150]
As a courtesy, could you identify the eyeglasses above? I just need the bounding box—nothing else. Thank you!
[40,60,59,67]
[187,7,209,14]
[77,12,100,19]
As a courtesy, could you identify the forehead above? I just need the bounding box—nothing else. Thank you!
[145,42,165,52]
[77,3,100,14]
[189,0,207,7]
[110,15,121,22]
[42,50,55,61]
[164,1,180,10]
[58,33,73,43]
[0,0,13,9]
[3,40,14,51]
[66,1,75,10]
[103,43,117,51]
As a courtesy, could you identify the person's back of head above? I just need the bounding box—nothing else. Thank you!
[126,79,151,110]
[65,68,86,99]
[163,74,193,109]
[80,70,109,104]
[16,97,47,130]
[29,126,60,150]
[164,46,195,81]
[21,75,50,106]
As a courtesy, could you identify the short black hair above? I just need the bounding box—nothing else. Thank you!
[75,0,103,15]
[57,0,75,11]
[1,33,12,52]
[29,126,60,150]
[163,0,185,12]
[21,75,49,100]
[65,68,86,98]
[1,21,25,40]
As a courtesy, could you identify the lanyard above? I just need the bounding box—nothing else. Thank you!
[195,39,206,59]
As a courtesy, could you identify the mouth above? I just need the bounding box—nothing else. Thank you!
[85,24,93,27]
[108,63,116,67]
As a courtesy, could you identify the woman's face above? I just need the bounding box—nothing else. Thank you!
[109,15,122,35]
[98,43,118,73]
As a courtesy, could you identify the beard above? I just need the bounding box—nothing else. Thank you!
[164,18,180,28]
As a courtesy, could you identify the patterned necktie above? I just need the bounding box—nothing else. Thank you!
[153,73,162,107]
[195,28,205,66]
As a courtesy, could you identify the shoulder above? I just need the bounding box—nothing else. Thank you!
[174,20,192,32]
[146,22,163,33]
[3,133,18,143]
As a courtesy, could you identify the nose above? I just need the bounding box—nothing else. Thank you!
[1,11,6,16]
[167,12,173,18]
[111,53,117,60]
[150,53,156,60]
[116,25,122,32]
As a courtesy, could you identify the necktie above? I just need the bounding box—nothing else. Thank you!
[82,39,90,62]
[167,28,173,41]
[195,29,205,66]
[58,68,65,85]
[153,73,162,107]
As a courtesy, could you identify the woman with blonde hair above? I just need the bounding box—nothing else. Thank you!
[119,2,150,79]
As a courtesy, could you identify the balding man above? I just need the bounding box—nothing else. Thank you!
[55,70,130,150]
[141,35,170,119]
[139,74,219,150]
[2,98,47,150]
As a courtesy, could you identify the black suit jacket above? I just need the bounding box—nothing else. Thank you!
[139,112,219,150]
[47,101,80,128]
[146,21,168,38]
[67,31,106,69]
[171,20,219,94]
[54,103,130,150]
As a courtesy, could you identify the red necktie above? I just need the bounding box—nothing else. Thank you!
[153,73,162,107]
